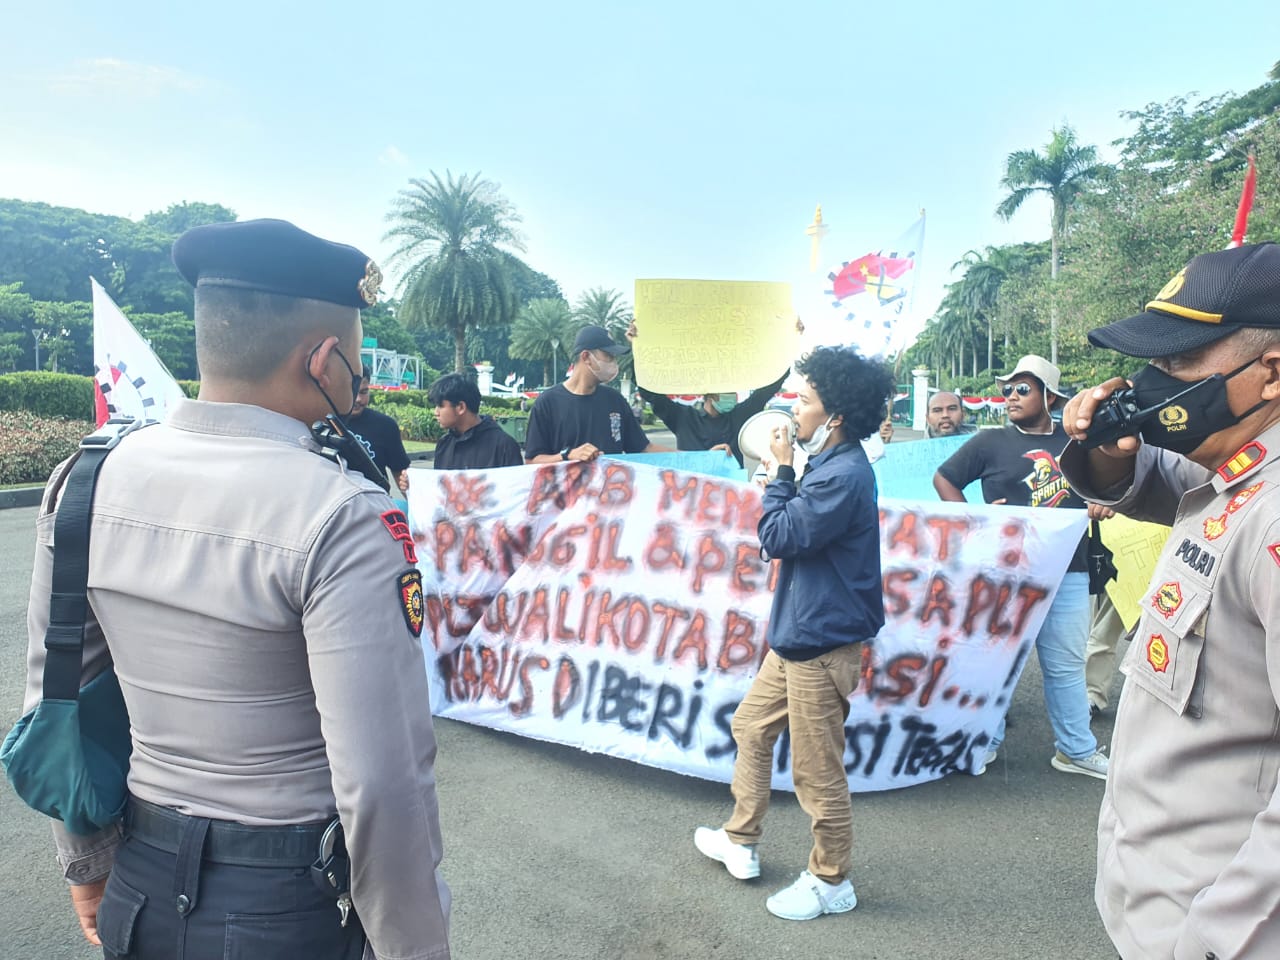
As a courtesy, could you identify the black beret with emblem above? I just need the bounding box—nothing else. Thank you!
[172,218,382,309]
[1088,242,1280,358]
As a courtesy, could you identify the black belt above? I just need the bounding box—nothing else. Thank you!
[125,798,333,868]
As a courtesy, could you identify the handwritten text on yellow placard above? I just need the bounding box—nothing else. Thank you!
[632,280,796,394]
[1100,515,1173,630]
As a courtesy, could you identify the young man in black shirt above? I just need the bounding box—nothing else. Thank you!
[524,325,664,463]
[933,355,1107,780]
[348,365,411,493]
[428,372,524,470]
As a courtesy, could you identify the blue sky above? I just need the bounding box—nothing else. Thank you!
[2,0,1277,353]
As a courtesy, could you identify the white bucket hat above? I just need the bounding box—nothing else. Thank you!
[994,355,1070,399]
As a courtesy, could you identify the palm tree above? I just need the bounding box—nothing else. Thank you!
[384,171,526,373]
[996,125,1109,364]
[509,298,577,386]
[951,246,1014,372]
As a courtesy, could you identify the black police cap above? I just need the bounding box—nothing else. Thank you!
[172,218,382,309]
[1089,243,1280,358]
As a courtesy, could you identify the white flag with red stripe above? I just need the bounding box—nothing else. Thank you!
[92,278,186,427]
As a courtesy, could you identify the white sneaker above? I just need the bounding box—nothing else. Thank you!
[1051,749,1108,780]
[766,870,858,921]
[693,827,760,880]
[974,746,999,776]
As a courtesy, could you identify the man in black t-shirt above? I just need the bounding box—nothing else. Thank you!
[428,372,523,470]
[933,355,1108,782]
[524,325,664,463]
[348,366,412,492]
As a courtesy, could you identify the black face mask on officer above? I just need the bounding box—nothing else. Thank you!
[1130,354,1266,455]
[307,341,363,421]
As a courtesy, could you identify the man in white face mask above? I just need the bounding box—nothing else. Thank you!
[525,325,665,463]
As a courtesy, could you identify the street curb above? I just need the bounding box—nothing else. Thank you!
[0,487,42,510]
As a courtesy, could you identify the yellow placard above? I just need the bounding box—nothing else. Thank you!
[1100,514,1173,630]
[632,280,798,394]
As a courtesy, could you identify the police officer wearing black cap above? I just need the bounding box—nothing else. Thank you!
[20,219,450,959]
[1059,242,1280,960]
[524,324,666,462]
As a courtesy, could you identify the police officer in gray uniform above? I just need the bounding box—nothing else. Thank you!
[1060,242,1280,960]
[21,219,450,959]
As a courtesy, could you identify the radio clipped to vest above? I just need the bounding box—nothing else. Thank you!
[310,415,391,493]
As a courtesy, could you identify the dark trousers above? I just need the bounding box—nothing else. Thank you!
[97,801,366,960]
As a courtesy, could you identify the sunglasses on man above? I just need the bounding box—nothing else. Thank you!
[1001,383,1034,398]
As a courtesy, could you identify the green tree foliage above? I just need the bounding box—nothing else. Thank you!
[385,171,527,373]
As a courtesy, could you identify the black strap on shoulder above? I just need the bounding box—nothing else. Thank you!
[41,417,144,702]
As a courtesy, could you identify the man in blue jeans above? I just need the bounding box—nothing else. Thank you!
[932,355,1107,780]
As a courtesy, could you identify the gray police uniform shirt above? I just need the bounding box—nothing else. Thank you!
[1062,422,1280,960]
[22,400,450,960]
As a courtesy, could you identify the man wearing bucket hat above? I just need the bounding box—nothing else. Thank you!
[933,355,1108,781]
[1060,242,1280,960]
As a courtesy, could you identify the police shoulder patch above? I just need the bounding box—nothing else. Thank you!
[1268,544,1280,570]
[397,569,424,637]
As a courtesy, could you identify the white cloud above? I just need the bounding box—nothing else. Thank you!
[50,58,209,96]
[378,145,410,167]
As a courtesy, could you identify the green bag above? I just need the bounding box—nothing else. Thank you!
[2,418,141,835]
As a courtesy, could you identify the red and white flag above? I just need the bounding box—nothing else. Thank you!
[92,279,186,427]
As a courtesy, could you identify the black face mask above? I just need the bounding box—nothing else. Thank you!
[1129,355,1265,455]
[307,342,362,419]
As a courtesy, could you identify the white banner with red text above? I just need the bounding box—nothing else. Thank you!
[407,460,1085,792]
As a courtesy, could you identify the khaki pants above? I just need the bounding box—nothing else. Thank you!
[723,644,861,884]
[1086,592,1125,711]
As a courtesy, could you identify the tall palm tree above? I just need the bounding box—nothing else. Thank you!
[385,171,526,373]
[996,125,1109,364]
[509,298,577,387]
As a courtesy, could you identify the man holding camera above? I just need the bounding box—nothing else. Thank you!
[1060,243,1280,960]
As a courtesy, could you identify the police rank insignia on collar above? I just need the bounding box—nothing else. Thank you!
[358,260,382,307]
[1217,441,1266,483]
[398,570,424,637]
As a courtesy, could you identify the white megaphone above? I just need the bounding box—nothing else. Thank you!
[737,409,808,484]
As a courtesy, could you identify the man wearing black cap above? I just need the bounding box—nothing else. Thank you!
[1060,242,1280,960]
[18,219,450,958]
[524,324,664,463]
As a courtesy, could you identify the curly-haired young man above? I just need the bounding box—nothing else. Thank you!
[695,345,893,921]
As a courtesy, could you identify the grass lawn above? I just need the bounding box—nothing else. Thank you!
[404,440,436,454]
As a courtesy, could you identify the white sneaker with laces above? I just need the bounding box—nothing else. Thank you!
[1051,748,1108,780]
[766,870,858,921]
[975,745,999,776]
[693,827,760,880]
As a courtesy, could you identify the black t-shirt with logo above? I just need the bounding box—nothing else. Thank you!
[524,383,649,457]
[936,424,1088,572]
[347,407,411,473]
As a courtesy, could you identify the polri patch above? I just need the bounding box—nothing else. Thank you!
[1147,633,1170,673]
[397,570,424,637]
[1152,581,1183,618]
[381,509,418,564]
[1217,441,1266,483]
[1173,537,1219,578]
[1269,544,1280,570]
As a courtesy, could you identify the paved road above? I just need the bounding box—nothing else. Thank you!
[0,503,1121,960]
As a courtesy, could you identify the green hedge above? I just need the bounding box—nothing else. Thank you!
[0,373,96,419]
[0,412,95,484]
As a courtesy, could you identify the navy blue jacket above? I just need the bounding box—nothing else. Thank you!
[759,441,883,660]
